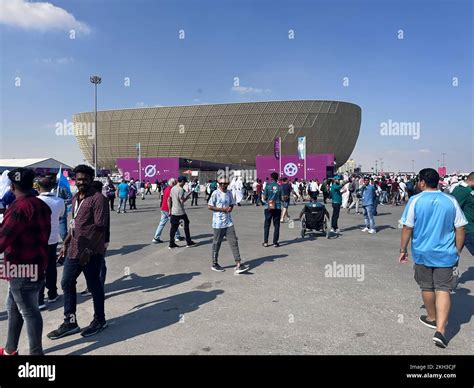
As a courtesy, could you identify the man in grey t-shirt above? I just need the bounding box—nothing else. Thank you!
[168,176,196,249]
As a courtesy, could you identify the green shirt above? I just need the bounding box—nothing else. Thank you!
[263,181,282,209]
[452,183,474,234]
[330,184,343,204]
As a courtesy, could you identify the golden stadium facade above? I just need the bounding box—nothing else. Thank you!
[73,100,361,170]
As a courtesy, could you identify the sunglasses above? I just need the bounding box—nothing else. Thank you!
[219,182,229,185]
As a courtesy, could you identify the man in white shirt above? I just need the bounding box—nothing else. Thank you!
[37,176,65,309]
[399,179,407,202]
[310,180,319,200]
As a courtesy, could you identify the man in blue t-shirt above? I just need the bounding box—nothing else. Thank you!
[207,178,249,274]
[117,179,129,213]
[399,168,467,349]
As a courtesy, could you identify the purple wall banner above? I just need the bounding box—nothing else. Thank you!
[116,157,179,181]
[256,154,335,181]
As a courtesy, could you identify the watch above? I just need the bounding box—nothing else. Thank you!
[399,248,407,253]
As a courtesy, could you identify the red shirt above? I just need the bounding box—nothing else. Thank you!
[161,186,173,212]
[0,194,51,279]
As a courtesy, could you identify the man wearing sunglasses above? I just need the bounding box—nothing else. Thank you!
[208,178,249,274]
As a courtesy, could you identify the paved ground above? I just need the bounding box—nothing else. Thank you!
[1,194,473,355]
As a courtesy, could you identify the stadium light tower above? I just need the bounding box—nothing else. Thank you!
[90,75,102,177]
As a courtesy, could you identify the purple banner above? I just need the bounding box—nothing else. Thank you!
[117,157,179,181]
[256,154,335,181]
[274,137,281,159]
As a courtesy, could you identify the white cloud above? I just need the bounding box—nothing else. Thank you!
[231,86,271,95]
[418,148,431,153]
[0,0,90,34]
[136,102,147,107]
[35,56,74,65]
[56,56,73,64]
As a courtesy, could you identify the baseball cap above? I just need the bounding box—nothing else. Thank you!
[8,168,35,191]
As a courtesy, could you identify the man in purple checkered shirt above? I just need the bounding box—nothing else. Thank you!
[47,165,110,340]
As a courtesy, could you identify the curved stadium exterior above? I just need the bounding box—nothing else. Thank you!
[73,100,361,170]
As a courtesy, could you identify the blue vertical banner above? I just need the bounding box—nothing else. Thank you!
[297,136,306,160]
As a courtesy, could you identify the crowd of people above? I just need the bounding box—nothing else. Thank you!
[0,164,472,354]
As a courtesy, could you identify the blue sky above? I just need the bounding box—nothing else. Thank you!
[0,0,472,172]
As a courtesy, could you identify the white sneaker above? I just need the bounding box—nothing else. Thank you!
[330,228,336,233]
[368,229,377,234]
[361,227,369,232]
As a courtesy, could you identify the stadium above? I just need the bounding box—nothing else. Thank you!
[73,100,361,176]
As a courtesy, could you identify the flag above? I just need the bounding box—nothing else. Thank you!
[136,143,141,159]
[56,166,72,198]
[274,137,281,159]
[297,136,306,160]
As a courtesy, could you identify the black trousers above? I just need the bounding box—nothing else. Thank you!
[169,214,192,245]
[331,203,341,229]
[108,197,115,211]
[40,243,59,302]
[129,197,137,209]
[323,192,329,203]
[191,192,198,206]
[264,209,281,244]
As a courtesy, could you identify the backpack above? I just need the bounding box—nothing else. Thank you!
[210,181,218,191]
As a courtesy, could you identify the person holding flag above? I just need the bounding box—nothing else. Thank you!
[51,167,72,243]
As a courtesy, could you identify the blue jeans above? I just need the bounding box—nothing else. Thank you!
[118,197,127,212]
[5,278,44,355]
[363,205,375,230]
[154,211,181,240]
[62,255,105,324]
[59,215,68,241]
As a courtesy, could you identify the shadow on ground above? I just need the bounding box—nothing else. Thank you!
[45,289,224,355]
[446,286,474,342]
[106,244,149,257]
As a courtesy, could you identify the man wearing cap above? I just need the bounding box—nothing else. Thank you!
[152,178,183,244]
[168,176,197,249]
[208,177,249,273]
[0,168,51,355]
[329,176,346,234]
